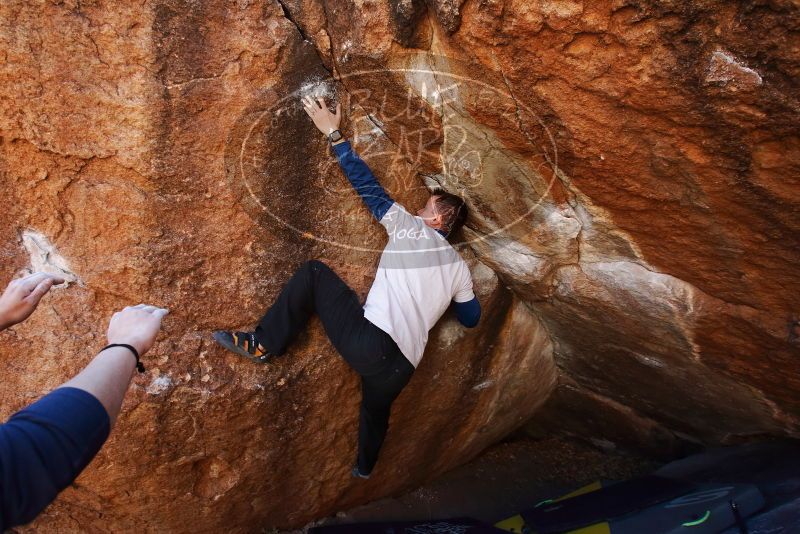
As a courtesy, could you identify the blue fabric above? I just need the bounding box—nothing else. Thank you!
[332,140,395,222]
[0,387,110,530]
[453,296,481,328]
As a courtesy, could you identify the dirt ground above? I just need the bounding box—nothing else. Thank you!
[278,436,660,532]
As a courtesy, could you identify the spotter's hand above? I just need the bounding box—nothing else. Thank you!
[107,304,169,357]
[0,272,66,330]
[302,96,341,136]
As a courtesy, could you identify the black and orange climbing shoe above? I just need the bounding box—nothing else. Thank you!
[212,331,272,364]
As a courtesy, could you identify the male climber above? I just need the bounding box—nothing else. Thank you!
[213,95,481,479]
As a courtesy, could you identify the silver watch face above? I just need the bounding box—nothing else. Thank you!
[329,130,343,142]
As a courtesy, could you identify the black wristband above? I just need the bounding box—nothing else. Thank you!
[100,343,145,373]
[327,129,343,143]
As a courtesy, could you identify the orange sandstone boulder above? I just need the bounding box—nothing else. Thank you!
[0,0,797,531]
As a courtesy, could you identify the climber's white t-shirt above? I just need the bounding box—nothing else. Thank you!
[363,202,475,368]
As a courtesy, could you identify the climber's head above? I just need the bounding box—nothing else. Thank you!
[417,188,468,239]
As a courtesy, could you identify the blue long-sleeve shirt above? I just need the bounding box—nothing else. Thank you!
[0,387,110,530]
[453,297,481,327]
[332,140,481,328]
[332,139,396,223]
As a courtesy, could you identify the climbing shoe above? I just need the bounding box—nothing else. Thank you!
[351,465,371,480]
[212,331,272,364]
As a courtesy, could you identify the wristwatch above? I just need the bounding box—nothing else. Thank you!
[327,129,343,143]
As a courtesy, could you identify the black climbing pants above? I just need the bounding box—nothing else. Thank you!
[255,259,415,475]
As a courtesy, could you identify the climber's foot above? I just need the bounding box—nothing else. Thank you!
[351,465,371,480]
[212,331,272,364]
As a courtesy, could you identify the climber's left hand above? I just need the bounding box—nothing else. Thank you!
[0,272,65,330]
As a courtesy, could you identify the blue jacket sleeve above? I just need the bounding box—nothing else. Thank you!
[332,140,395,221]
[0,387,110,530]
[453,296,481,328]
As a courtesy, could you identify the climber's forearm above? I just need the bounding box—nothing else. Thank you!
[331,139,394,221]
[59,346,137,428]
[60,304,167,427]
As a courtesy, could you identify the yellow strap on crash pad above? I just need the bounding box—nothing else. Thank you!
[494,515,524,532]
[494,481,607,533]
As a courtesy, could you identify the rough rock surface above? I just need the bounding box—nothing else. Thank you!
[0,0,798,531]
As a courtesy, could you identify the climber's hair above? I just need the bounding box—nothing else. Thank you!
[431,188,468,237]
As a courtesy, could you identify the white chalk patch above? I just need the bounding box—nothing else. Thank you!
[634,353,667,368]
[437,320,466,347]
[589,437,616,451]
[340,39,353,62]
[544,206,583,239]
[574,261,702,359]
[540,1,583,19]
[405,54,455,109]
[20,230,80,285]
[486,238,548,279]
[367,114,385,129]
[582,261,689,307]
[706,50,762,89]
[354,127,386,143]
[267,18,280,38]
[146,374,173,395]
[472,380,494,391]
[298,77,335,104]
[471,260,497,286]
[395,0,415,18]
[421,174,443,190]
